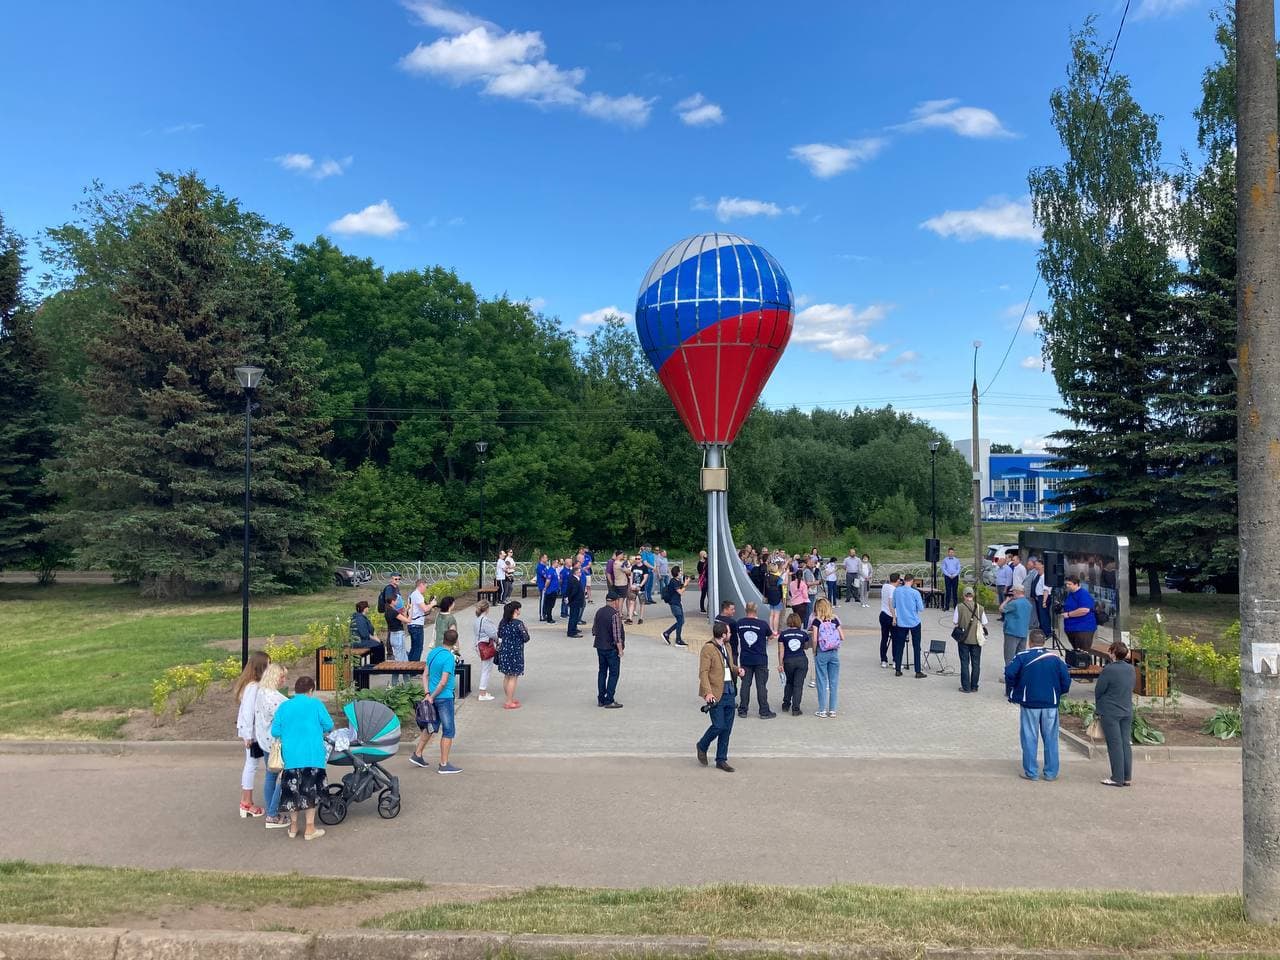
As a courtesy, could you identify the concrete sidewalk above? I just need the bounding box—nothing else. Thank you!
[0,751,1241,893]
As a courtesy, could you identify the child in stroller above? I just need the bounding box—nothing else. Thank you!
[318,699,402,824]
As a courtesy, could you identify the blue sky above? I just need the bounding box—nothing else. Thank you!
[1,0,1221,449]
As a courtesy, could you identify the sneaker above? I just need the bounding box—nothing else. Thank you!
[604,702,624,709]
[815,711,828,718]
[915,672,927,679]
[264,815,289,829]
[791,708,802,716]
[697,748,708,766]
[663,632,672,644]
[737,710,748,719]
[880,661,889,669]
[760,712,777,719]
[637,619,644,624]
[807,679,816,688]
[408,754,430,769]
[437,763,462,774]
[478,692,495,701]
[675,639,687,646]
[895,670,903,677]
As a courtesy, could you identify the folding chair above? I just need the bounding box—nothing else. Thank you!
[923,637,952,674]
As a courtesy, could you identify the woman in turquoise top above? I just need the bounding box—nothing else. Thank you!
[270,676,334,841]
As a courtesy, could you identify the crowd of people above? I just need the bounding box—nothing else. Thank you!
[231,543,1127,829]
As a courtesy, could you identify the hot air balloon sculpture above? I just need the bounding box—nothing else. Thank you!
[635,233,794,617]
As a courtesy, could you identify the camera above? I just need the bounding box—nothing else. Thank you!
[700,699,717,713]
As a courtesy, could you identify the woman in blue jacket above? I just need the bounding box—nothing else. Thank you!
[1061,575,1098,651]
[270,676,334,840]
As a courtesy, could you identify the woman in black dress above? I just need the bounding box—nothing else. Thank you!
[495,601,529,710]
[697,551,709,613]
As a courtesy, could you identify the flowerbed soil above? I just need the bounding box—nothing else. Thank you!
[1063,707,1239,747]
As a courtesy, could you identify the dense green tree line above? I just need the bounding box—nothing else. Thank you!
[0,178,971,592]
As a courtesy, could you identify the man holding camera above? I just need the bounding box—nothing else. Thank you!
[697,620,744,773]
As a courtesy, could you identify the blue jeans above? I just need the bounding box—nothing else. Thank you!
[815,649,841,713]
[1019,707,1061,779]
[407,624,425,662]
[697,683,737,763]
[435,697,456,739]
[389,631,407,683]
[665,602,685,641]
[264,767,282,818]
[597,649,621,705]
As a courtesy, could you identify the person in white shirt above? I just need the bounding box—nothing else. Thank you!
[503,553,516,601]
[823,558,839,606]
[843,550,861,604]
[878,572,899,667]
[494,550,507,595]
[859,555,872,608]
[1009,552,1027,591]
[407,579,437,662]
[940,547,962,611]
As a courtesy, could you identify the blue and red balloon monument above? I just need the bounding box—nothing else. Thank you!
[635,232,795,615]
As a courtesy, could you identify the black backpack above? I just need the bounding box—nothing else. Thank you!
[377,586,391,614]
[662,578,679,604]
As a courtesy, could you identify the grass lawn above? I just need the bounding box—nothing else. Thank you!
[0,861,421,927]
[1132,591,1240,651]
[0,582,363,739]
[371,883,1274,954]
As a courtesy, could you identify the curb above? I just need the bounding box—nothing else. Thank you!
[0,925,1271,960]
[0,740,240,757]
[1058,728,1241,763]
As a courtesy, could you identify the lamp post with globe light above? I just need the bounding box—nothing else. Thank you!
[475,440,488,590]
[929,439,941,591]
[234,365,264,667]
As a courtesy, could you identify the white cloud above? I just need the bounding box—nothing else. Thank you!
[675,93,724,126]
[400,7,652,126]
[921,196,1039,242]
[1020,355,1043,370]
[792,302,892,360]
[525,296,547,311]
[576,305,627,329]
[447,215,465,226]
[402,0,493,32]
[1003,302,1043,332]
[328,200,408,237]
[1020,436,1050,453]
[1133,0,1196,20]
[789,138,886,178]
[899,98,1014,138]
[164,122,203,134]
[892,350,920,366]
[692,195,798,223]
[275,153,352,179]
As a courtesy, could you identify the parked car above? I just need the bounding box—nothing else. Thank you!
[1162,566,1238,595]
[334,564,371,588]
[986,543,1019,562]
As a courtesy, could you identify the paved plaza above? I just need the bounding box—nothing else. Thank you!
[0,592,1244,894]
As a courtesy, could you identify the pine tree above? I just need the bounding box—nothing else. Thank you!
[0,213,58,577]
[1029,22,1180,596]
[47,174,335,595]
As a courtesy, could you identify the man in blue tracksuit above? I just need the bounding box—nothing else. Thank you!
[535,555,551,622]
[1004,632,1072,781]
[559,559,573,619]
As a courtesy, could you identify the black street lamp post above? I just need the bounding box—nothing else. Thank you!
[476,440,488,590]
[929,439,941,592]
[234,365,264,667]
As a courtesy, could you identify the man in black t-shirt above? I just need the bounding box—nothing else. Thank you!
[714,600,738,661]
[734,602,776,719]
[379,575,402,637]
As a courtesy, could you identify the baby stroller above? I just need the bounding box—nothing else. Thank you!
[317,700,402,824]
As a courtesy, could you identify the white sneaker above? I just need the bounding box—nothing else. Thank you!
[807,679,816,687]
[478,692,495,702]
[879,661,889,669]
[815,711,828,718]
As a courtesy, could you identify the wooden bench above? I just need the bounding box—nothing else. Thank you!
[520,580,540,599]
[354,660,425,690]
[476,587,500,604]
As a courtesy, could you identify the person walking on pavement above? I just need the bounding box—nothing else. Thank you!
[890,573,926,678]
[776,613,811,715]
[661,566,689,645]
[591,594,625,709]
[565,560,586,638]
[735,602,776,719]
[999,585,1034,667]
[941,547,961,611]
[1005,631,1072,781]
[697,620,744,773]
[409,629,462,773]
[810,597,845,718]
[1094,640,1136,787]
[952,587,988,693]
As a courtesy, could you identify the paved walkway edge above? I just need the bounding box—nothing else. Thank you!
[1059,728,1242,763]
[0,924,1268,960]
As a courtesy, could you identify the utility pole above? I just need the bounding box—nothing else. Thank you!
[1237,0,1280,922]
[971,341,983,597]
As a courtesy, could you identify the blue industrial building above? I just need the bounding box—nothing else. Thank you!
[982,453,1087,521]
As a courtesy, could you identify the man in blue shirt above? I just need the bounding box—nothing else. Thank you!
[409,628,461,774]
[999,584,1034,666]
[734,602,776,719]
[890,573,927,678]
[1005,632,1071,781]
[535,554,551,622]
[994,555,1013,618]
[640,544,657,604]
[940,547,962,611]
[558,558,573,620]
[541,559,562,625]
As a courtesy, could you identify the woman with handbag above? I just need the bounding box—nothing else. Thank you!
[951,587,988,693]
[473,600,499,702]
[1094,640,1136,787]
[232,650,270,818]
[269,675,334,841]
[254,662,290,829]
[495,600,530,709]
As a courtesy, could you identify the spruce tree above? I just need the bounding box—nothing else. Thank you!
[1029,22,1179,596]
[0,213,58,576]
[47,175,334,595]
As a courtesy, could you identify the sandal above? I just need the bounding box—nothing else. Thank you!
[287,827,298,839]
[504,702,521,709]
[303,829,326,841]
[239,802,264,818]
